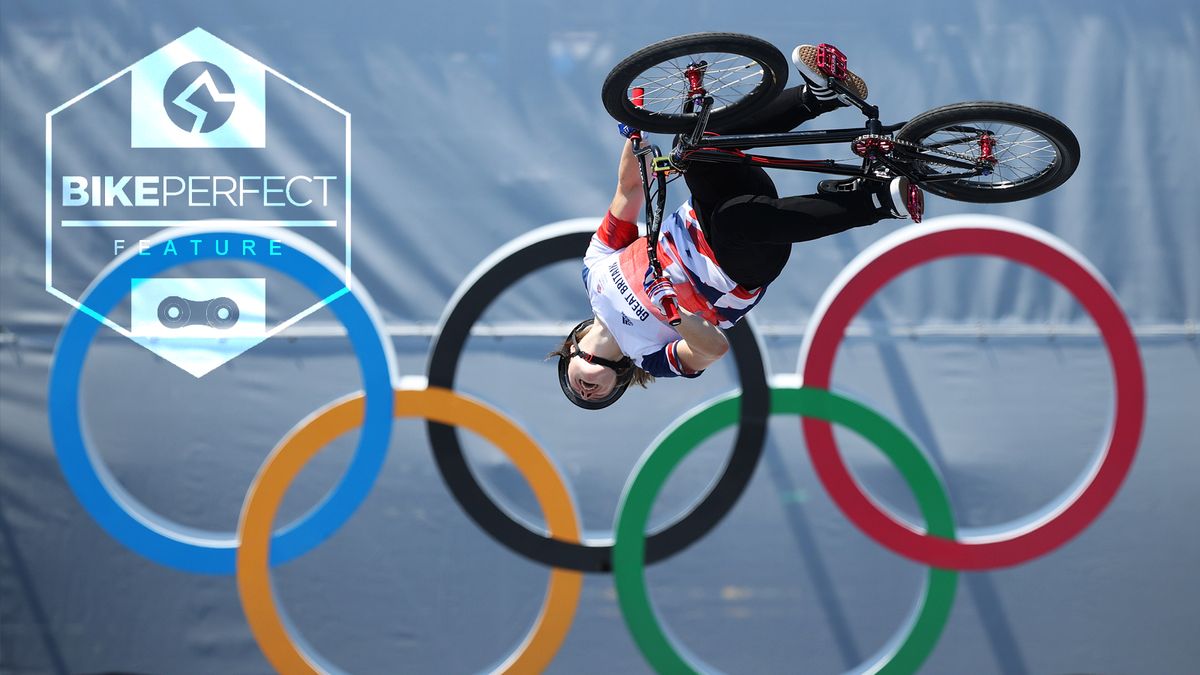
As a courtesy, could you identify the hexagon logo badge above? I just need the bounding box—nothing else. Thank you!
[45,28,351,377]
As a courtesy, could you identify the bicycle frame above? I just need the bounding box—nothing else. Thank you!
[678,127,904,178]
[665,76,994,185]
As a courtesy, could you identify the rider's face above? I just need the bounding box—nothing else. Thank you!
[567,355,617,401]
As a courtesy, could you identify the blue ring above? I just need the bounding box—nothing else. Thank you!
[48,232,393,574]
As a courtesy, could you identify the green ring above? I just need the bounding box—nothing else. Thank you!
[613,387,958,674]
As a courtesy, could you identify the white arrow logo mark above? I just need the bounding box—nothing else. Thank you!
[171,68,235,133]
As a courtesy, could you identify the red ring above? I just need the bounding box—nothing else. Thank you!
[800,223,1145,570]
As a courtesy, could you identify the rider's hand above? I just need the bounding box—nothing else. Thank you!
[643,275,677,313]
[617,123,641,139]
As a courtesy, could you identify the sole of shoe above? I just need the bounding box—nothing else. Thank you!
[792,45,869,100]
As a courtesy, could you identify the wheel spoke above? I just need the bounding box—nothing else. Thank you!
[706,70,766,102]
[913,119,1059,189]
[628,51,767,118]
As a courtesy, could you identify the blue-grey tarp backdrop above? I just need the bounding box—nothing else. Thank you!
[1,0,1198,673]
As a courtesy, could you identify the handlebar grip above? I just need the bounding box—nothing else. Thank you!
[663,297,681,326]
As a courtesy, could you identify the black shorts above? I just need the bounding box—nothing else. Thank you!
[682,87,884,289]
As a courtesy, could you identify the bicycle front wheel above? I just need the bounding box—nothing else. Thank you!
[897,102,1080,203]
[602,33,788,134]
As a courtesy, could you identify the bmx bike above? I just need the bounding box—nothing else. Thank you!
[600,34,1080,325]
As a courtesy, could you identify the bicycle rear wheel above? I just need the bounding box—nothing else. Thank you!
[602,33,788,134]
[896,102,1080,203]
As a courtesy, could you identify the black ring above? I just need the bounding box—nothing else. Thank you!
[425,223,769,572]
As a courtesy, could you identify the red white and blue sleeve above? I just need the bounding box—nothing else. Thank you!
[582,211,639,288]
[637,340,703,379]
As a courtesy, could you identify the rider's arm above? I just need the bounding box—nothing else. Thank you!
[584,140,649,275]
[672,308,729,372]
[638,310,728,378]
[609,138,647,223]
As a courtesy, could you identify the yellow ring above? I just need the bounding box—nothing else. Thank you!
[236,387,583,674]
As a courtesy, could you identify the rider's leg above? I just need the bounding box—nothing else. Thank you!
[709,86,841,135]
[680,161,789,289]
[707,236,792,290]
[681,83,864,279]
[682,54,869,223]
[677,44,912,289]
[703,189,887,290]
[710,40,873,136]
[683,161,776,238]
[713,189,884,246]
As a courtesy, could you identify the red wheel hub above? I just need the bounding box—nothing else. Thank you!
[684,62,707,98]
[979,132,998,165]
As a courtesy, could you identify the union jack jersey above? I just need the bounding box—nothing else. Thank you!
[582,200,766,378]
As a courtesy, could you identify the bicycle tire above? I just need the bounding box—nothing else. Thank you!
[602,33,788,134]
[896,101,1080,203]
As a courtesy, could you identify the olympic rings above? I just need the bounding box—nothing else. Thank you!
[48,229,395,574]
[237,387,582,675]
[425,220,771,572]
[798,216,1146,570]
[46,215,1145,671]
[613,388,958,674]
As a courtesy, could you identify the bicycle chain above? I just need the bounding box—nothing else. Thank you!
[854,133,986,166]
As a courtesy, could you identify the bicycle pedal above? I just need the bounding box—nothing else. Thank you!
[816,43,848,80]
[652,156,674,173]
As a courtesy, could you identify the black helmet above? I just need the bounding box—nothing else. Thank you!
[557,319,634,410]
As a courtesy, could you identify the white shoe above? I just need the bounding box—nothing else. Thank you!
[791,44,869,101]
[873,176,924,222]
